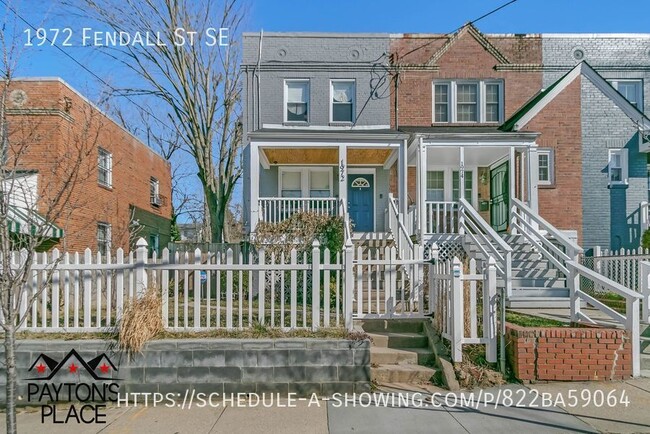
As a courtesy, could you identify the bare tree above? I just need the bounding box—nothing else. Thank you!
[0,10,103,433]
[68,0,245,243]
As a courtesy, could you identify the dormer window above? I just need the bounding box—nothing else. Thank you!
[433,80,504,124]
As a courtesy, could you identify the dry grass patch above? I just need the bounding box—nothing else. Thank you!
[117,287,163,353]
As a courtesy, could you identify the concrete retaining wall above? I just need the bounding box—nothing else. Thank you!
[0,338,370,403]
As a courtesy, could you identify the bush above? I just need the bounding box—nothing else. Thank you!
[117,287,163,353]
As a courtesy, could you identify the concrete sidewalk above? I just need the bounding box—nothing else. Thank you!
[3,380,650,433]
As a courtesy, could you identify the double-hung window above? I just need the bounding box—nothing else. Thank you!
[432,80,503,123]
[280,168,333,198]
[537,149,554,185]
[609,79,643,109]
[97,223,111,256]
[280,170,302,197]
[426,171,445,201]
[331,80,355,123]
[150,177,160,206]
[285,80,309,123]
[452,170,473,201]
[98,148,112,187]
[608,149,628,186]
[309,170,331,197]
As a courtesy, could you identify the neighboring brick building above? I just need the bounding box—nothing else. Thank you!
[5,78,172,253]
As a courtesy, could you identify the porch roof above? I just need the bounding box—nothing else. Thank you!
[399,126,539,143]
[248,128,409,142]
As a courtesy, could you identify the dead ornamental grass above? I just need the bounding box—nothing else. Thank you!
[117,287,163,353]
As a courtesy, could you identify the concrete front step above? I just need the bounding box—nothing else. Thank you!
[367,332,429,349]
[506,296,572,308]
[510,288,570,297]
[641,354,650,371]
[506,278,567,288]
[371,364,437,384]
[370,347,435,365]
[359,318,425,334]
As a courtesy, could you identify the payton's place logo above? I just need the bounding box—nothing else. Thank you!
[25,349,120,425]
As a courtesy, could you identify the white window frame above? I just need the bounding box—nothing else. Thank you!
[330,79,356,124]
[283,79,310,124]
[432,80,504,124]
[608,148,628,186]
[425,166,479,207]
[150,177,161,206]
[537,149,554,186]
[98,148,112,188]
[608,79,643,110]
[278,167,334,197]
[97,222,111,255]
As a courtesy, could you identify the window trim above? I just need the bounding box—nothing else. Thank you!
[431,80,504,124]
[608,148,628,186]
[329,79,356,124]
[537,148,555,186]
[150,177,161,207]
[98,147,112,188]
[425,166,479,207]
[283,79,310,124]
[278,166,334,198]
[608,79,643,110]
[97,222,111,256]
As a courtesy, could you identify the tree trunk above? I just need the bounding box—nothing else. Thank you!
[5,322,17,434]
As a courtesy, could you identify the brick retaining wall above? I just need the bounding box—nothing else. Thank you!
[506,323,632,382]
[0,338,370,404]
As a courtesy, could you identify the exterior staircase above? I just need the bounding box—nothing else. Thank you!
[463,233,572,308]
[360,319,437,385]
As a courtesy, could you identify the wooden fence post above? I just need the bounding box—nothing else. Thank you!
[344,240,354,331]
[451,256,463,363]
[485,257,498,363]
[135,238,148,298]
[312,240,321,331]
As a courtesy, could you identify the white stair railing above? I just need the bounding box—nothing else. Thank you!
[511,197,642,377]
[458,198,513,296]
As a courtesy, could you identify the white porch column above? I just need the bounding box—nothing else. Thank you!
[458,146,465,235]
[417,138,427,240]
[250,142,260,231]
[519,150,526,203]
[398,139,408,218]
[527,146,539,214]
[338,144,347,211]
[509,146,516,207]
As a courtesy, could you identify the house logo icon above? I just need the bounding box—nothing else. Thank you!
[26,349,119,381]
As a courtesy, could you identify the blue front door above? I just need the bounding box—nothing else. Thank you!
[348,174,374,232]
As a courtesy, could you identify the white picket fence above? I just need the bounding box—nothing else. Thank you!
[8,238,355,332]
[429,256,498,363]
[587,246,650,293]
[7,235,435,332]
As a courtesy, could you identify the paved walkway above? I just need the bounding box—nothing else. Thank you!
[3,379,650,433]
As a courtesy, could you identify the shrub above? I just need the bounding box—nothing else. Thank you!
[642,229,650,250]
[117,287,163,353]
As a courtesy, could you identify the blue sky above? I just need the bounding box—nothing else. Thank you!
[5,0,650,220]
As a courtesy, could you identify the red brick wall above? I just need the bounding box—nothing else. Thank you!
[506,323,632,382]
[6,79,172,252]
[390,31,542,128]
[521,78,583,243]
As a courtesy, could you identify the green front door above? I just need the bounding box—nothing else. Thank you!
[490,162,509,232]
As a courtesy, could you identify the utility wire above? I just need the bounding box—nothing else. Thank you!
[0,0,175,135]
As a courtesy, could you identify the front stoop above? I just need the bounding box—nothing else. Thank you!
[358,319,437,386]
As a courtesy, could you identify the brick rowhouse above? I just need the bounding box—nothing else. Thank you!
[6,78,172,252]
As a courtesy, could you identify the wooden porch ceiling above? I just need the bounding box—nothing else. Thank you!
[262,148,393,165]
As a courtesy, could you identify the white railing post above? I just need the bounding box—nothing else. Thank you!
[510,204,518,235]
[258,248,266,325]
[485,257,498,363]
[640,261,650,322]
[641,201,649,234]
[135,238,149,298]
[312,240,321,331]
[344,240,354,330]
[568,250,580,323]
[458,201,465,235]
[627,296,641,377]
[505,251,512,298]
[451,257,463,363]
